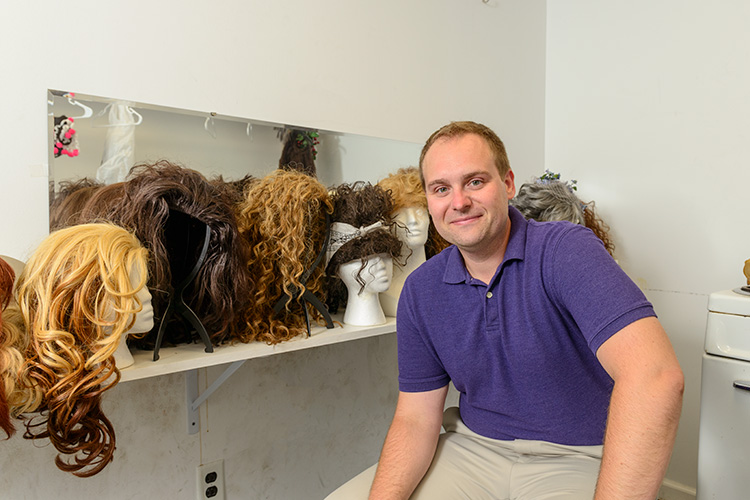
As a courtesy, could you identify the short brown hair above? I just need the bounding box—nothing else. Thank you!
[418,121,511,185]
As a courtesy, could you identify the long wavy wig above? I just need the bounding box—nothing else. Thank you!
[325,182,403,314]
[79,161,253,348]
[15,223,149,477]
[0,258,16,437]
[236,169,333,344]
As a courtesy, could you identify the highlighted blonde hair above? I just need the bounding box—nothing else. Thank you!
[237,170,333,344]
[0,258,17,437]
[15,223,148,477]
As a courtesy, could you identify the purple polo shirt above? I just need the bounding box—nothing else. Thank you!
[397,206,655,445]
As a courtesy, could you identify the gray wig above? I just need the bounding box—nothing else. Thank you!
[510,181,584,225]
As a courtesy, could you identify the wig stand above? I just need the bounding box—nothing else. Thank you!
[153,209,214,361]
[272,212,334,336]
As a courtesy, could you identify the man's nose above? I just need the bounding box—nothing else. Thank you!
[451,189,470,210]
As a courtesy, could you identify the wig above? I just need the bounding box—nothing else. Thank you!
[325,182,403,314]
[49,178,103,231]
[15,223,148,477]
[377,166,449,259]
[511,180,615,256]
[278,128,318,177]
[78,161,253,348]
[377,167,428,212]
[209,174,257,208]
[236,169,332,344]
[0,258,16,437]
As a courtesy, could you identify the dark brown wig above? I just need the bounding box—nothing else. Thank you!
[279,128,318,177]
[236,169,332,344]
[49,178,103,230]
[0,258,15,438]
[209,174,257,208]
[78,160,253,348]
[325,182,403,314]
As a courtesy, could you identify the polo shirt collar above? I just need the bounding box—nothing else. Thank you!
[442,205,528,284]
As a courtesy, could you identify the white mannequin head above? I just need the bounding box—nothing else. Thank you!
[111,265,154,369]
[337,253,393,326]
[394,207,430,250]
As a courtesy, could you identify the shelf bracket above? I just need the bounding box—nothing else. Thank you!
[186,360,246,434]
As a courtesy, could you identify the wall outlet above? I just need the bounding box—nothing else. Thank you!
[196,459,225,500]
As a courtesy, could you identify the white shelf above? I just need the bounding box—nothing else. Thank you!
[119,315,396,383]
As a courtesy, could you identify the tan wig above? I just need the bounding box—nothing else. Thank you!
[79,161,253,348]
[236,169,333,344]
[49,178,103,231]
[377,166,450,259]
[15,223,148,476]
[0,258,16,437]
[325,182,403,314]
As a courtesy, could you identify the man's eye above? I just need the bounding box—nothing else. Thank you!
[435,187,448,194]
[469,179,483,187]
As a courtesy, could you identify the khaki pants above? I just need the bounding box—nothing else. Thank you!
[326,407,602,500]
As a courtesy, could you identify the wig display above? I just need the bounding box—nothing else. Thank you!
[378,167,428,213]
[236,169,333,344]
[49,178,103,231]
[510,177,615,256]
[0,258,16,437]
[14,223,149,477]
[78,161,253,349]
[278,128,319,177]
[325,182,403,315]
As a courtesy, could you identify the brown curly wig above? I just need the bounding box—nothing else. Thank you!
[78,160,253,348]
[236,169,332,344]
[325,182,403,314]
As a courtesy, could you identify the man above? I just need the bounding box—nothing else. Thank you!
[327,121,683,499]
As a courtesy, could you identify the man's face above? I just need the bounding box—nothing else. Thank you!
[422,134,515,257]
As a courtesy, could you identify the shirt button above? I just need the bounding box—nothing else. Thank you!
[486,291,493,299]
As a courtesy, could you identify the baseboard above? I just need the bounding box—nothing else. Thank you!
[659,478,696,500]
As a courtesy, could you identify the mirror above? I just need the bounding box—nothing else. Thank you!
[47,89,422,225]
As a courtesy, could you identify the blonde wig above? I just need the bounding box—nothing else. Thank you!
[325,182,403,314]
[377,166,449,259]
[0,258,17,437]
[236,169,333,344]
[79,161,253,348]
[15,223,149,477]
[378,167,427,212]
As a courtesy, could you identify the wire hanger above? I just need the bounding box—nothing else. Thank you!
[92,102,143,127]
[48,91,93,119]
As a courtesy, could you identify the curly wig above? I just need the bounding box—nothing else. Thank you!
[79,161,253,348]
[510,180,615,256]
[325,182,403,314]
[236,169,332,344]
[15,223,149,476]
[0,258,16,437]
[377,167,427,212]
[49,178,103,231]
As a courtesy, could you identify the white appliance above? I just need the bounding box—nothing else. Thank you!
[697,287,750,499]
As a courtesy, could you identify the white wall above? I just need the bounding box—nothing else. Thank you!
[546,2,750,497]
[0,2,546,499]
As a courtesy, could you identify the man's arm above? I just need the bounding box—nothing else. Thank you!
[369,385,449,500]
[594,316,684,499]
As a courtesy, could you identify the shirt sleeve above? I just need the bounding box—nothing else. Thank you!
[545,224,656,354]
[396,277,451,393]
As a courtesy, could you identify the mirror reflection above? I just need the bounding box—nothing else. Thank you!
[47,89,422,227]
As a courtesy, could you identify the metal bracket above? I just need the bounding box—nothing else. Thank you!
[186,360,246,434]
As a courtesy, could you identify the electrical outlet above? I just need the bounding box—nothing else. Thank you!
[196,459,225,500]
